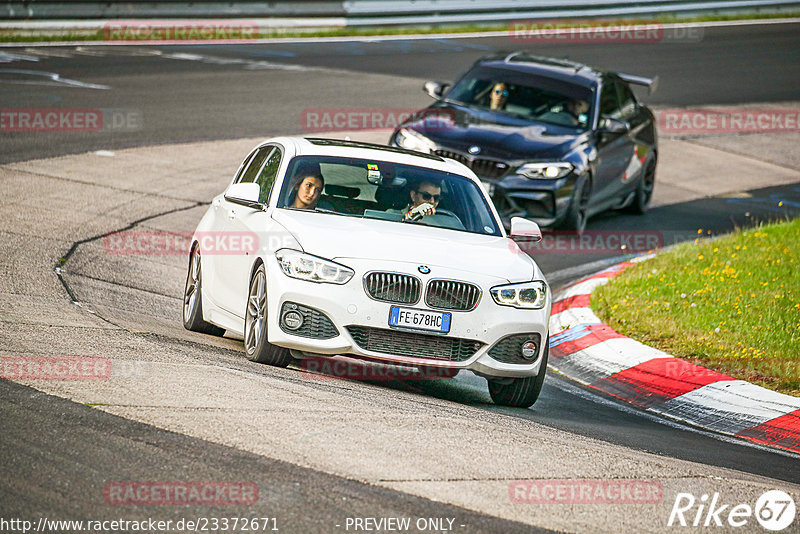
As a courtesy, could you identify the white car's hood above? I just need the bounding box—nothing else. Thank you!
[272,209,537,282]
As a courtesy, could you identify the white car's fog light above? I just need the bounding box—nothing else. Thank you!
[282,310,304,330]
[275,249,354,284]
[521,340,538,360]
[490,281,548,309]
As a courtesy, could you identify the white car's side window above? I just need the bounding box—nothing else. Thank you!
[238,146,272,185]
[255,147,282,204]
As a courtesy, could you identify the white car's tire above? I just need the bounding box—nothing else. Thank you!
[244,264,292,367]
[183,246,225,336]
[488,338,548,408]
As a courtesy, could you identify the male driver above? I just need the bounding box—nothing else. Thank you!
[403,180,442,220]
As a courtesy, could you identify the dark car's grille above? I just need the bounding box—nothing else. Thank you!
[425,279,481,311]
[280,302,339,339]
[434,150,509,179]
[488,333,542,365]
[346,326,482,362]
[364,272,421,304]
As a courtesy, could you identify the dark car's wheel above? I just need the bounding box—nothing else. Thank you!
[183,245,225,336]
[625,157,656,214]
[559,174,591,233]
[244,263,292,367]
[488,338,548,408]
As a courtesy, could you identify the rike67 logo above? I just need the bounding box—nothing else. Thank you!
[668,490,796,531]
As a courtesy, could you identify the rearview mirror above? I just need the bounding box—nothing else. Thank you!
[599,117,630,134]
[423,81,449,100]
[509,217,542,242]
[225,182,261,207]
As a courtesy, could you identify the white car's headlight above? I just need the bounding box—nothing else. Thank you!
[490,281,548,309]
[275,249,354,284]
[395,128,436,154]
[517,162,573,180]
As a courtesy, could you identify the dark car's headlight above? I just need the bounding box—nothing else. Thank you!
[394,128,436,154]
[517,162,573,180]
[275,249,354,284]
[490,281,548,309]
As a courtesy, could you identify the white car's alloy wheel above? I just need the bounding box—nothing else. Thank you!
[183,249,201,323]
[245,268,266,355]
[244,264,291,366]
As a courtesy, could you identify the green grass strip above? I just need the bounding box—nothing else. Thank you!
[593,216,800,395]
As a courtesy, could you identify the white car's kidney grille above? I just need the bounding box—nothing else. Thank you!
[346,326,482,362]
[364,272,421,304]
[425,279,481,311]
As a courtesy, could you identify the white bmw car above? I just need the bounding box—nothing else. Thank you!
[183,137,552,407]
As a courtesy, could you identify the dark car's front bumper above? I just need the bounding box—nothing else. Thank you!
[486,174,579,229]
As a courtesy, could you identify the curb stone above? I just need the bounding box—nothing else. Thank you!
[548,256,800,454]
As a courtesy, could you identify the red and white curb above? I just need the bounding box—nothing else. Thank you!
[548,257,800,454]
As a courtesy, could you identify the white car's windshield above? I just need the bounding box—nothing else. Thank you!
[277,155,502,236]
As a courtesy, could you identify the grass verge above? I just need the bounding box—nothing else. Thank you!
[0,12,798,43]
[593,217,800,396]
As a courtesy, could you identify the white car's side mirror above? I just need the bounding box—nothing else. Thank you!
[509,217,542,242]
[225,182,261,206]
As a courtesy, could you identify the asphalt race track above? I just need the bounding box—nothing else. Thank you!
[1,20,800,533]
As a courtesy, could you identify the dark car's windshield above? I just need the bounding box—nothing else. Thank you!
[278,155,502,237]
[446,67,594,130]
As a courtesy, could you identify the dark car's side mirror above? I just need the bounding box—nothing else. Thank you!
[599,117,631,134]
[423,81,450,100]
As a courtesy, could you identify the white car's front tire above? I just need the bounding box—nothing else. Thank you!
[487,338,548,408]
[244,263,292,367]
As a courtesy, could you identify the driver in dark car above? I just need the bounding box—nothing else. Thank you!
[475,82,509,111]
[565,98,590,126]
[401,180,442,220]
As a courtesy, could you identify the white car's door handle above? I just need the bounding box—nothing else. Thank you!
[227,209,236,220]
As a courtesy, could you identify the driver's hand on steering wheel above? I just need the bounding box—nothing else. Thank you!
[405,202,436,221]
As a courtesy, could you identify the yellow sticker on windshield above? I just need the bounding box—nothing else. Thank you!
[367,164,379,171]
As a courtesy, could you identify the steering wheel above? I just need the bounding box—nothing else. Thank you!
[435,208,460,219]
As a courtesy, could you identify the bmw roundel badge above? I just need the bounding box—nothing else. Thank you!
[468,146,481,155]
[418,265,431,274]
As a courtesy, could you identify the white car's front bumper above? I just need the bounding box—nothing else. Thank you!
[264,256,551,378]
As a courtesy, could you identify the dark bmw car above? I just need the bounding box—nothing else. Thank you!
[389,53,658,232]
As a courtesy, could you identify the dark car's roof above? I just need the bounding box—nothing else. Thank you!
[472,53,604,89]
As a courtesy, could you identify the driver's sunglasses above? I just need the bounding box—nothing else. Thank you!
[493,88,509,97]
[417,191,441,202]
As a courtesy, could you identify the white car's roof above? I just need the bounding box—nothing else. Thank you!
[265,136,478,180]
